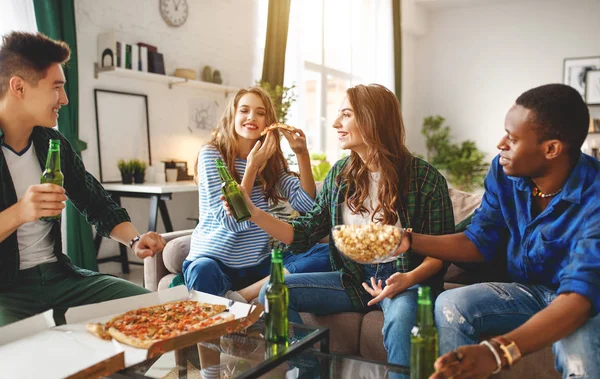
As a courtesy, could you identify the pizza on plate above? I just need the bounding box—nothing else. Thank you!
[87,300,233,349]
[260,123,297,136]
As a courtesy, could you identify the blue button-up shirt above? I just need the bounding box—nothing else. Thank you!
[465,154,600,315]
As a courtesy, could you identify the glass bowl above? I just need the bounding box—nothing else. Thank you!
[331,223,404,264]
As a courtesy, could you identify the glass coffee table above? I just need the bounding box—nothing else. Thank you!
[109,319,409,378]
[108,320,330,379]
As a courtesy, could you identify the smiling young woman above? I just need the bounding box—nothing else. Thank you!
[236,83,455,368]
[183,86,330,302]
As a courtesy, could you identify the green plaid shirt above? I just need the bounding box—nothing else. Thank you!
[0,127,130,290]
[287,156,455,310]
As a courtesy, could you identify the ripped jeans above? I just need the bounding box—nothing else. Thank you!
[435,282,600,379]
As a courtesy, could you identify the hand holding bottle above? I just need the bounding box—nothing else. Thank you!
[429,344,500,379]
[220,184,256,219]
[17,184,67,225]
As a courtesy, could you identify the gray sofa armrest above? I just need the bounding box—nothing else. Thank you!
[144,229,194,291]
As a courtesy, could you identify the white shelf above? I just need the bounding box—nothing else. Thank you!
[94,63,239,95]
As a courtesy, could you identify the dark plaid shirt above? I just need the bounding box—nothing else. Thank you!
[0,127,130,290]
[287,156,455,310]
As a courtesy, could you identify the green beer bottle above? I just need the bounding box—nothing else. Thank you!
[40,139,64,221]
[265,248,289,353]
[215,158,251,222]
[411,286,438,379]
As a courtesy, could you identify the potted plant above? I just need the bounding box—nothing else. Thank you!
[256,80,297,123]
[130,159,147,184]
[309,152,331,182]
[421,115,488,192]
[117,159,133,184]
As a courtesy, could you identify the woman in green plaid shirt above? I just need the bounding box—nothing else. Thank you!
[226,84,455,368]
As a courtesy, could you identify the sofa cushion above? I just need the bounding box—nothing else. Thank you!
[448,188,482,225]
[158,273,178,291]
[300,312,363,356]
[163,235,191,274]
[359,311,387,362]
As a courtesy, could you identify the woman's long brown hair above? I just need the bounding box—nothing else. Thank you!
[199,87,292,204]
[337,84,412,225]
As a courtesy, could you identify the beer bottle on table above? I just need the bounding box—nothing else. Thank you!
[410,286,438,379]
[40,139,64,221]
[215,158,251,222]
[265,248,289,355]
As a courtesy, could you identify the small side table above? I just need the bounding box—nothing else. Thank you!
[96,181,197,273]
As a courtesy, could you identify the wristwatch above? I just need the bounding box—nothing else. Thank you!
[491,336,522,367]
[129,235,141,250]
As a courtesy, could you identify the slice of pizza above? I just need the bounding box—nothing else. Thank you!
[261,123,297,136]
[86,322,112,340]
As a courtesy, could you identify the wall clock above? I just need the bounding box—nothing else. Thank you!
[159,0,189,27]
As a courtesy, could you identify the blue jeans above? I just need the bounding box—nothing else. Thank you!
[435,282,600,379]
[258,262,419,368]
[183,243,330,295]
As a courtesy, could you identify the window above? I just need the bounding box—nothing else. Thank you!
[0,0,37,38]
[284,0,394,164]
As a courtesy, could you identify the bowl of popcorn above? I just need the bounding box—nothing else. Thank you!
[331,223,404,264]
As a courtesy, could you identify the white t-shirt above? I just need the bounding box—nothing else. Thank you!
[341,171,401,263]
[2,142,57,270]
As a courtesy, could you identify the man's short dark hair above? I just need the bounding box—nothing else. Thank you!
[516,83,589,159]
[0,32,70,98]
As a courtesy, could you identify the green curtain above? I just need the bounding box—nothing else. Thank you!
[34,0,98,271]
[261,0,291,87]
[392,0,402,103]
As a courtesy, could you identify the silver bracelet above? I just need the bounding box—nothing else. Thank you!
[480,340,502,374]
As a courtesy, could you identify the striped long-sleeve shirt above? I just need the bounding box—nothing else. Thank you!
[187,145,314,268]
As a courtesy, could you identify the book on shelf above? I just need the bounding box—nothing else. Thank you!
[148,51,165,75]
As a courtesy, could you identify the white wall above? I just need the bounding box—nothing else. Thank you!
[404,0,600,160]
[75,0,261,261]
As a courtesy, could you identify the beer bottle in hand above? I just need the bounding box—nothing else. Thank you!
[215,158,251,222]
[410,286,438,379]
[265,248,289,355]
[40,139,64,221]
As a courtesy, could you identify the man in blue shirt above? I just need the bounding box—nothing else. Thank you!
[395,84,599,378]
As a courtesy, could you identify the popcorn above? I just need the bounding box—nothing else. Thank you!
[332,223,403,264]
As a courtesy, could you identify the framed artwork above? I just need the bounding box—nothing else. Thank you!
[563,56,600,98]
[585,70,600,105]
[94,89,152,183]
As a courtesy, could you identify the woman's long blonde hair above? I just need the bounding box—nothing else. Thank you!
[337,84,412,225]
[201,86,293,204]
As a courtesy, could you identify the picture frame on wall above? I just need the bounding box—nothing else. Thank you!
[585,70,600,105]
[563,56,600,98]
[94,89,152,183]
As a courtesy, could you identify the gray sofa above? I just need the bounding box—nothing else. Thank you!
[144,189,559,378]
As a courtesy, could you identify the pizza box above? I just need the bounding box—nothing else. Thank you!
[63,286,263,368]
[0,310,125,379]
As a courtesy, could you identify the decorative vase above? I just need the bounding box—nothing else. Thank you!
[201,65,213,82]
[134,170,145,184]
[212,70,222,84]
[121,172,133,184]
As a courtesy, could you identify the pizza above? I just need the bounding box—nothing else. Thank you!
[86,300,233,349]
[260,122,297,136]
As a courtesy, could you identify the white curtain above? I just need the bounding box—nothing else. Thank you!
[283,0,395,164]
[0,0,37,39]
